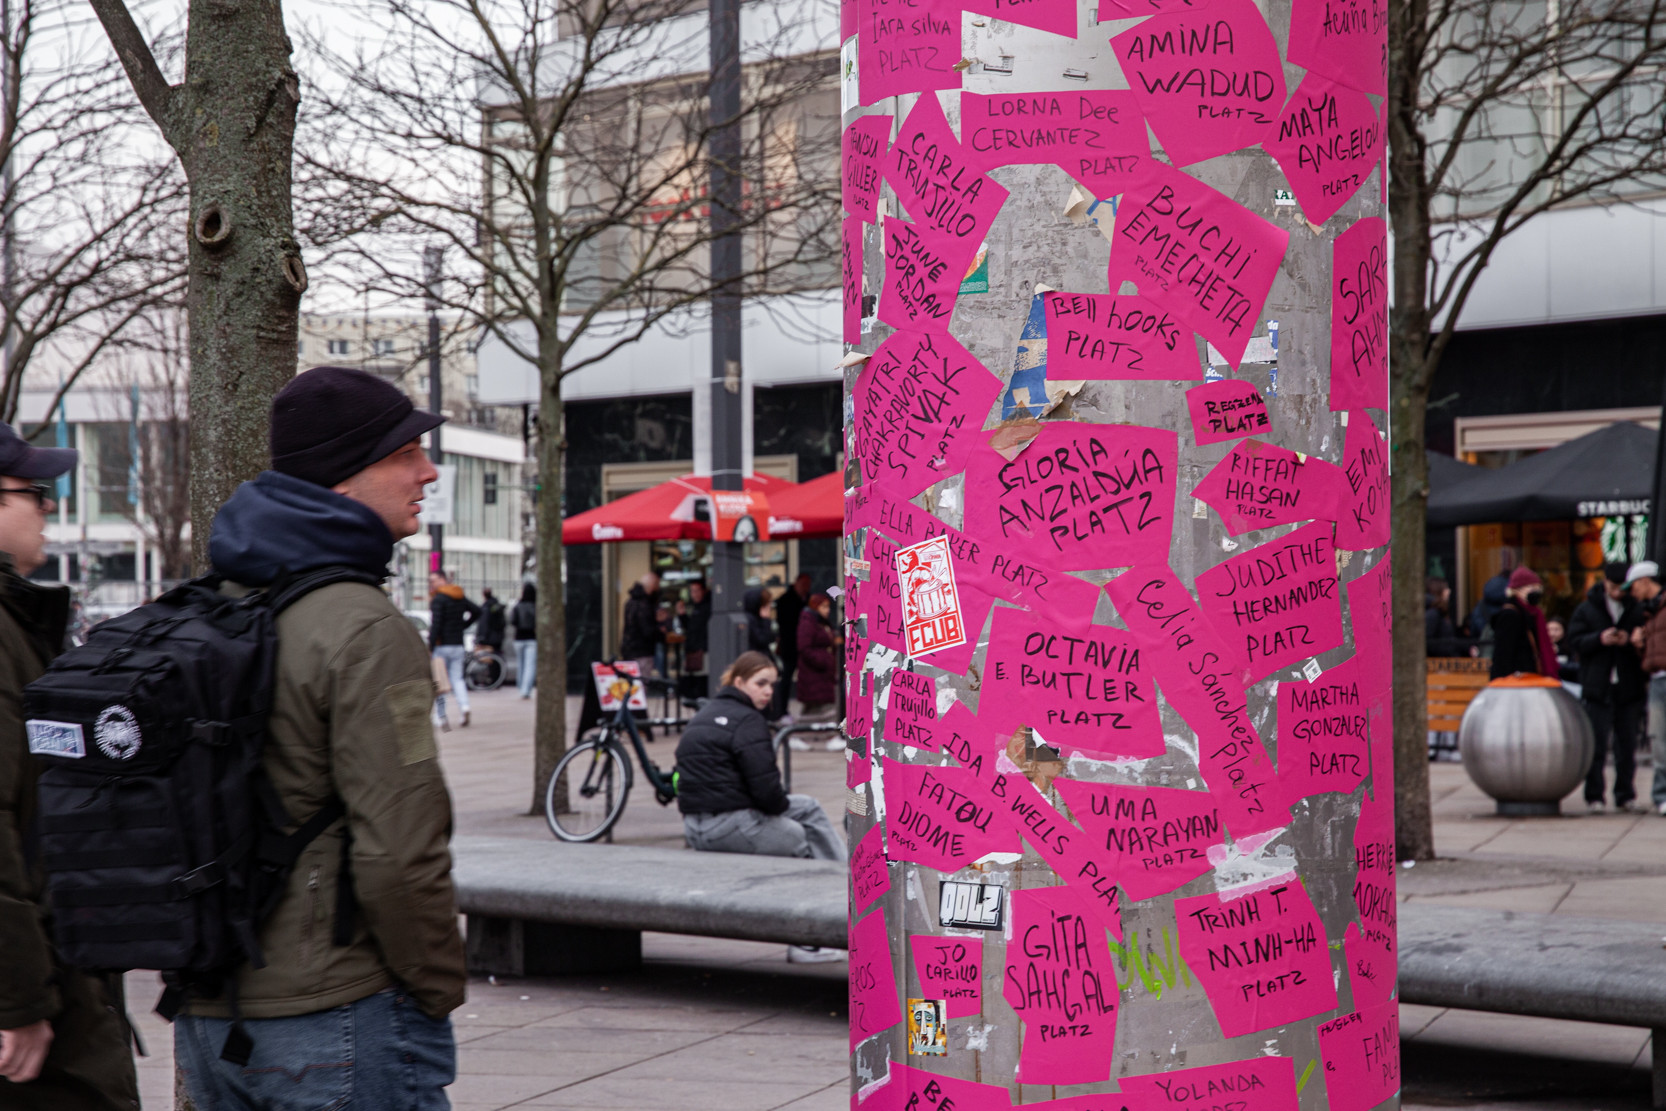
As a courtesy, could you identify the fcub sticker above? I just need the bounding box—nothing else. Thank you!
[27,719,85,759]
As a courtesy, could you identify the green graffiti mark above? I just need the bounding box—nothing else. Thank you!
[1296,1059,1317,1094]
[1107,927,1194,999]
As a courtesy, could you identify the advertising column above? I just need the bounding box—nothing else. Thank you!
[840,0,1394,1104]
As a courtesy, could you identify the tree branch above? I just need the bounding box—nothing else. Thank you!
[86,0,174,134]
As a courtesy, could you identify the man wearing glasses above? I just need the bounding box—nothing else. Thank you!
[0,423,138,1109]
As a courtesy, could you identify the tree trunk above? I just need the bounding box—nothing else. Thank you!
[531,360,569,815]
[1387,0,1438,859]
[178,5,306,566]
[91,0,308,569]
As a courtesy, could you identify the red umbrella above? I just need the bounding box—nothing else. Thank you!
[765,469,844,539]
[562,472,800,545]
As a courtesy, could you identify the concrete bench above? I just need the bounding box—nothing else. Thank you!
[455,839,1666,1105]
[451,835,846,976]
[1399,903,1666,1107]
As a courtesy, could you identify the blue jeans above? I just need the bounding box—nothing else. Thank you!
[515,639,537,697]
[433,644,469,719]
[176,989,455,1111]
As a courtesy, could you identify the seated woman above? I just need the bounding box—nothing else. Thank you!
[675,650,847,962]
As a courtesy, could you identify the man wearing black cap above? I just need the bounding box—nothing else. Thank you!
[0,423,139,1109]
[173,367,466,1109]
[1569,562,1649,813]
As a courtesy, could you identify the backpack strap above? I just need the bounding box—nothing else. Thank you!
[265,566,386,615]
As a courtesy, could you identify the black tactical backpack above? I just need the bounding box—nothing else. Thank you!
[23,567,382,1063]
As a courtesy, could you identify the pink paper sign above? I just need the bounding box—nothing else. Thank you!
[983,605,1163,759]
[1278,656,1370,805]
[1118,1056,1300,1111]
[1108,567,1283,840]
[960,91,1148,196]
[871,477,1104,626]
[857,0,962,104]
[1044,291,1203,381]
[884,757,1021,872]
[844,114,893,223]
[911,935,984,1018]
[1288,0,1388,96]
[1330,217,1388,412]
[844,217,863,345]
[966,769,1125,939]
[868,1063,1013,1111]
[849,747,874,788]
[1318,995,1401,1111]
[1187,379,1270,446]
[1003,885,1119,1085]
[860,515,995,677]
[961,423,1179,571]
[1109,163,1290,370]
[1174,876,1339,1037]
[852,329,1002,499]
[1196,521,1345,682]
[852,823,890,912]
[845,615,874,738]
[1191,439,1345,536]
[1266,75,1385,227]
[886,93,1009,276]
[881,219,962,331]
[884,669,940,748]
[1112,0,1286,168]
[850,906,902,1048]
[1054,780,1223,901]
[1335,412,1390,551]
[1347,553,1392,698]
[1348,773,1397,1007]
[962,0,1076,35]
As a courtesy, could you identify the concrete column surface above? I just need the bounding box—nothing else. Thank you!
[839,0,1393,1106]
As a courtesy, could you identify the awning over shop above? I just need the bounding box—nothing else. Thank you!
[1426,422,1657,528]
[561,472,799,545]
[764,470,843,540]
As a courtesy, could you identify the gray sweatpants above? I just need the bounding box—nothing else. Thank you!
[684,793,848,862]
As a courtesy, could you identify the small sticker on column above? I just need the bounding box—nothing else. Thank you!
[939,880,1005,930]
[895,535,967,658]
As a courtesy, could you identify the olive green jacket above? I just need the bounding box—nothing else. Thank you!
[0,562,138,1110]
[187,580,466,1019]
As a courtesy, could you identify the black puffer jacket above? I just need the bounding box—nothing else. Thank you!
[1568,583,1646,704]
[674,687,788,816]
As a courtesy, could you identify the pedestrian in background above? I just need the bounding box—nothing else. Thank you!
[182,366,464,1110]
[511,583,537,700]
[0,423,138,1109]
[743,587,776,659]
[1627,562,1666,814]
[477,587,506,653]
[1568,562,1647,813]
[430,569,479,728]
[1489,566,1555,679]
[772,572,811,717]
[619,572,662,677]
[1425,577,1474,657]
[795,592,839,720]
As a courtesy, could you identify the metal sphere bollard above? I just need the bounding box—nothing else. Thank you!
[1459,675,1594,816]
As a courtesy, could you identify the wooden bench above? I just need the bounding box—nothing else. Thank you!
[451,835,846,976]
[1399,904,1666,1107]
[1427,656,1491,732]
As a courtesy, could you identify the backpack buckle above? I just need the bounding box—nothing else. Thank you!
[171,861,225,897]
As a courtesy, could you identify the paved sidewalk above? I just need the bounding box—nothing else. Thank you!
[129,691,1666,1108]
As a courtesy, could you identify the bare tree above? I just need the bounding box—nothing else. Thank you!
[299,0,840,810]
[113,306,192,582]
[1388,0,1666,858]
[0,0,184,424]
[89,0,310,567]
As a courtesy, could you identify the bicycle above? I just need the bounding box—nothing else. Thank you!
[465,644,507,691]
[544,672,699,842]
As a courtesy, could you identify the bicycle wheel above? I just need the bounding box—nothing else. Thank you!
[545,738,631,842]
[467,651,506,691]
